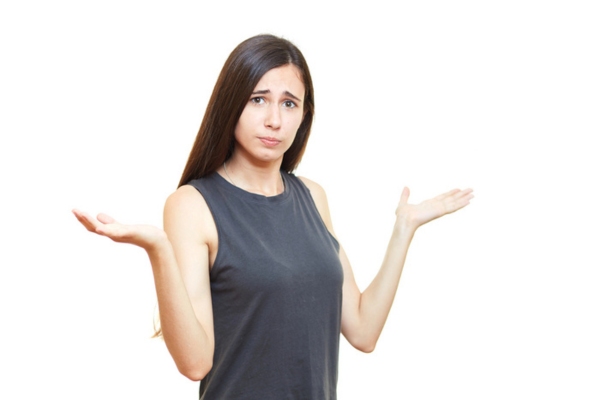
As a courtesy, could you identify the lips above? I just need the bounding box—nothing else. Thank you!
[258,137,281,147]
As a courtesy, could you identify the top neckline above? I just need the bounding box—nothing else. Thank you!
[211,170,292,204]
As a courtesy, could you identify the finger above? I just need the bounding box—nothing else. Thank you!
[452,189,474,203]
[455,188,474,198]
[461,189,474,201]
[72,209,101,232]
[433,188,461,201]
[96,223,140,245]
[440,188,475,204]
[95,222,124,238]
[400,186,410,204]
[446,191,474,212]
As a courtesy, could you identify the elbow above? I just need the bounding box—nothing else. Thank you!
[178,361,213,382]
[346,332,378,353]
[354,340,377,354]
[181,370,206,382]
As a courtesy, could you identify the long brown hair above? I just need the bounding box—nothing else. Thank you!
[178,34,315,187]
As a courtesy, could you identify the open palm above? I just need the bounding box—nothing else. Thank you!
[72,209,166,251]
[396,187,474,230]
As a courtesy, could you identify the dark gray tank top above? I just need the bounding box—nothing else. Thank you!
[188,172,343,400]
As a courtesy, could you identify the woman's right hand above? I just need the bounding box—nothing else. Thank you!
[73,200,215,380]
[72,209,168,253]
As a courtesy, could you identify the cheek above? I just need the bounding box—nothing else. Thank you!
[284,121,303,150]
[234,110,254,139]
[233,121,242,143]
[287,111,304,132]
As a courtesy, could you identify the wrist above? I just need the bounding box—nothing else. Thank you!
[144,231,171,257]
[387,218,416,252]
[393,215,418,236]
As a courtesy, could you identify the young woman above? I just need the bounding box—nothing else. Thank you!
[73,34,473,399]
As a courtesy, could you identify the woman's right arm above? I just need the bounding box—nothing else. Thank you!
[72,185,215,381]
[156,185,215,380]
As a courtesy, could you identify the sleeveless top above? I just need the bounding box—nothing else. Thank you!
[187,172,344,400]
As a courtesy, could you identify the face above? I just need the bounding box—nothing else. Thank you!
[233,64,305,166]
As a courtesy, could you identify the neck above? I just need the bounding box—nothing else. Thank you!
[221,156,285,196]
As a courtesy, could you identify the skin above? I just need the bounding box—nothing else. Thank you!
[222,64,305,196]
[73,64,474,381]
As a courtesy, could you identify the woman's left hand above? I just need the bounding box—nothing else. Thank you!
[395,187,474,230]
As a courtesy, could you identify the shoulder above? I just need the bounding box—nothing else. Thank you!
[298,176,335,233]
[298,176,327,204]
[164,184,216,243]
[165,184,208,215]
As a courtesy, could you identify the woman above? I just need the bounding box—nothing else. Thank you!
[73,34,473,399]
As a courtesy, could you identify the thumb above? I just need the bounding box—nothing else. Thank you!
[400,186,410,205]
[97,213,117,224]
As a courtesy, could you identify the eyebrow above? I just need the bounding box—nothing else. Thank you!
[251,89,302,102]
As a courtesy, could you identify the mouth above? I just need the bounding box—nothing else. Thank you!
[258,137,281,147]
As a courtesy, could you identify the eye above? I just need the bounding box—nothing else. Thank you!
[283,100,296,108]
[250,97,265,105]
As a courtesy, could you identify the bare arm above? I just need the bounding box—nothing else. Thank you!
[300,178,473,353]
[72,185,215,380]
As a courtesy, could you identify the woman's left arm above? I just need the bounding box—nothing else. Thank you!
[300,178,473,353]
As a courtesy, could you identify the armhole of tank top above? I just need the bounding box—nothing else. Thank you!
[184,182,223,271]
[294,177,341,253]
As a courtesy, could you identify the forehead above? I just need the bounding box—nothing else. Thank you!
[254,64,305,96]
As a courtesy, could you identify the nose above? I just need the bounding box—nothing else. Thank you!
[265,104,281,129]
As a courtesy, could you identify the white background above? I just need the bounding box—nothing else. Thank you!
[1,1,599,399]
